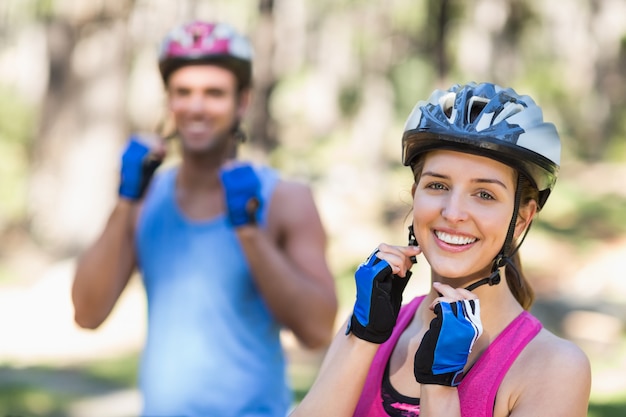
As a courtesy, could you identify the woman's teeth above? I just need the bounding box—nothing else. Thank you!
[435,231,477,245]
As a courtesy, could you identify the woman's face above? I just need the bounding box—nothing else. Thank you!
[412,150,518,283]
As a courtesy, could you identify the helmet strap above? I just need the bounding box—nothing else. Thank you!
[407,224,418,264]
[464,174,525,292]
[464,268,502,292]
[231,119,247,143]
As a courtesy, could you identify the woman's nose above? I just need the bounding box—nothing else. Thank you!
[441,193,469,223]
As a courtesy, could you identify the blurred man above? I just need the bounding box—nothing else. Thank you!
[72,20,337,417]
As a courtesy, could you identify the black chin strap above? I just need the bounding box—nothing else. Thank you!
[232,119,247,143]
[464,266,502,292]
[407,225,418,263]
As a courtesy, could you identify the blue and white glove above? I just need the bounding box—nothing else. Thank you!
[119,136,162,201]
[346,250,412,344]
[219,163,262,227]
[414,299,482,386]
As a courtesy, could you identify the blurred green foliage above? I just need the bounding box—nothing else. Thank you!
[588,402,626,417]
[0,85,34,226]
[0,385,71,417]
[536,186,626,246]
[0,357,138,417]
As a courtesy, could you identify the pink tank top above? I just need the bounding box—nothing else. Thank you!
[353,296,542,417]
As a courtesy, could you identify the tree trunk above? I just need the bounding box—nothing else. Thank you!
[28,12,131,255]
[248,0,278,153]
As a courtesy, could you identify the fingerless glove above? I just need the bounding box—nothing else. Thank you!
[414,299,482,386]
[346,250,411,344]
[119,136,162,200]
[219,163,262,227]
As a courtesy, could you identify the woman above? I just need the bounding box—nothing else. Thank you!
[291,82,591,417]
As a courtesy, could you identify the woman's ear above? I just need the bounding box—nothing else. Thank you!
[411,182,417,197]
[514,200,538,239]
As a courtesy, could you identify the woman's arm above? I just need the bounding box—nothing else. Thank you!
[292,243,420,416]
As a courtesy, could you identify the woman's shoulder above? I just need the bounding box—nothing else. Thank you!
[495,328,591,416]
[524,328,590,371]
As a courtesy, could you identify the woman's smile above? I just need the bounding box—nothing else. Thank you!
[434,230,478,249]
[413,149,516,281]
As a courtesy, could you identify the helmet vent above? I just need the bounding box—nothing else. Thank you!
[493,102,525,125]
[440,92,456,119]
[467,96,489,124]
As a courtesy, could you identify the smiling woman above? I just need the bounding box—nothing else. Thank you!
[412,150,525,287]
[290,82,591,417]
[411,150,540,308]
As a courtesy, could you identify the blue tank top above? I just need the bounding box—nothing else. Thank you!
[136,165,291,417]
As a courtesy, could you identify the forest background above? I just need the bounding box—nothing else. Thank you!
[0,0,625,416]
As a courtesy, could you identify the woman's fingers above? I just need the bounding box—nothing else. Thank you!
[374,243,421,278]
[429,282,477,310]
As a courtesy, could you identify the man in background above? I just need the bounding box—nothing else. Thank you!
[72,20,337,417]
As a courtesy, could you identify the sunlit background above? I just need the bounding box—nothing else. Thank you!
[1,0,625,416]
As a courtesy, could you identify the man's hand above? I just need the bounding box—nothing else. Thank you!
[219,163,262,227]
[414,287,482,386]
[118,135,164,201]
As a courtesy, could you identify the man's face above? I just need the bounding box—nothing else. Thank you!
[166,65,246,154]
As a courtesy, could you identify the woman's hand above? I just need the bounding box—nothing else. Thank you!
[346,243,420,344]
[429,281,477,309]
[374,243,420,278]
[414,282,483,386]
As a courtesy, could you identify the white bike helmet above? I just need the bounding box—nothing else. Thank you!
[158,21,253,90]
[402,82,561,289]
[402,82,560,209]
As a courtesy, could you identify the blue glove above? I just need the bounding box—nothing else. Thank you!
[414,299,482,386]
[346,250,412,344]
[118,136,162,200]
[219,163,262,227]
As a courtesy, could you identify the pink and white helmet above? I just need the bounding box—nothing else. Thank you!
[158,21,253,89]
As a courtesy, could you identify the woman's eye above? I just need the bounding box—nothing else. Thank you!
[478,191,495,200]
[426,182,446,190]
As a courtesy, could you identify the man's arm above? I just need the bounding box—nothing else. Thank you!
[71,200,138,329]
[73,135,163,329]
[235,181,338,349]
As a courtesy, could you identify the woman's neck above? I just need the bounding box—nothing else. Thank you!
[424,271,525,335]
[432,264,495,291]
